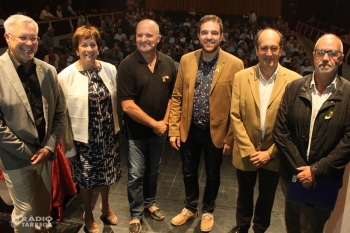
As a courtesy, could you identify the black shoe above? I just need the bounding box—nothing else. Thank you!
[229,226,240,233]
[230,226,249,233]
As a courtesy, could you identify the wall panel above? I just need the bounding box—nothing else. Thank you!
[146,0,282,18]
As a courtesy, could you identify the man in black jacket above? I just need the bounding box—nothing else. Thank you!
[273,33,350,233]
[62,0,76,17]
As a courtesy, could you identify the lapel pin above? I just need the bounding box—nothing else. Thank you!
[215,64,222,73]
[38,65,43,73]
[325,111,333,120]
[162,75,169,82]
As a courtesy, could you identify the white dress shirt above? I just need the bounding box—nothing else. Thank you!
[306,75,336,159]
[259,66,278,139]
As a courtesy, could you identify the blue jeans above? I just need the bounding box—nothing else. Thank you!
[125,135,166,220]
[180,124,223,214]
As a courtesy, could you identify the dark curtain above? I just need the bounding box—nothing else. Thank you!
[146,0,282,18]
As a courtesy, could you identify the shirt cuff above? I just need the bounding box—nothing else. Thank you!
[65,146,77,158]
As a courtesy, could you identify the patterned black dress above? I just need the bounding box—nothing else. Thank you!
[71,66,121,189]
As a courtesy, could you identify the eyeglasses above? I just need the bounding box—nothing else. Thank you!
[314,50,342,58]
[258,46,280,53]
[8,33,40,43]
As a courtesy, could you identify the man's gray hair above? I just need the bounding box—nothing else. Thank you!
[315,33,343,53]
[4,15,39,34]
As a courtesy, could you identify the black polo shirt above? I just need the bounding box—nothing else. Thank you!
[118,50,177,140]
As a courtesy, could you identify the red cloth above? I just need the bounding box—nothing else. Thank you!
[0,143,77,221]
[0,169,4,180]
[51,142,77,221]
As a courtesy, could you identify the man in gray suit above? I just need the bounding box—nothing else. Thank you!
[0,15,66,233]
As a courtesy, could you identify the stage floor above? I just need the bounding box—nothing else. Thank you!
[0,141,286,233]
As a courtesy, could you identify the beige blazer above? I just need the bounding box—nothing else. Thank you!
[0,51,66,170]
[169,49,244,148]
[231,65,300,171]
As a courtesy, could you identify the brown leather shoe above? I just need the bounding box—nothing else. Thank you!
[145,207,165,220]
[99,203,118,225]
[171,208,198,226]
[200,213,214,232]
[129,220,142,233]
[82,212,100,233]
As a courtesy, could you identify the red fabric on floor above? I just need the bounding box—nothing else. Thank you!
[0,142,77,221]
[0,169,4,180]
[51,142,77,221]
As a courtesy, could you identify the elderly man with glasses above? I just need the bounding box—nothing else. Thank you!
[274,33,350,233]
[0,14,66,233]
[230,28,300,233]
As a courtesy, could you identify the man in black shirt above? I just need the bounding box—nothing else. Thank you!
[117,19,177,233]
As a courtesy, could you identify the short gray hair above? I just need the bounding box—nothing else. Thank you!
[315,33,343,53]
[4,15,38,35]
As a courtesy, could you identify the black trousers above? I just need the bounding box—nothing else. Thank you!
[180,124,223,214]
[236,168,279,233]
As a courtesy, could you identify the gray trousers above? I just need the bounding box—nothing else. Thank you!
[280,177,331,233]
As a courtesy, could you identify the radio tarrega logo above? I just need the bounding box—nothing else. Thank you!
[10,216,53,228]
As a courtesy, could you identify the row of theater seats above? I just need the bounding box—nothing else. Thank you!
[0,11,124,49]
[296,21,350,66]
[309,21,348,37]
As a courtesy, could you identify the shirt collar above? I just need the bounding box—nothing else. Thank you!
[135,49,162,65]
[7,50,36,70]
[310,73,337,90]
[200,51,219,66]
[258,64,279,83]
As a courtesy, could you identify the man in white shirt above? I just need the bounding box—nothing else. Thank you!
[230,28,300,233]
[162,30,175,44]
[249,10,257,24]
[39,6,58,20]
[114,27,127,41]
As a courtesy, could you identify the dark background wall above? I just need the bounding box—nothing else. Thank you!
[1,0,349,30]
[0,0,127,19]
[282,0,350,29]
[145,0,282,18]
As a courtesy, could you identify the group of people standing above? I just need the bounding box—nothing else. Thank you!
[0,12,349,233]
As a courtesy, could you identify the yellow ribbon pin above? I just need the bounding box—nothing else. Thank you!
[38,65,43,73]
[325,111,333,119]
[162,76,169,82]
[215,64,222,73]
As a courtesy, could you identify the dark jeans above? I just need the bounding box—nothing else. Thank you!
[125,135,166,220]
[180,124,223,214]
[236,168,279,233]
[280,177,331,233]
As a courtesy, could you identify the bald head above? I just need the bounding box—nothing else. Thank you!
[313,33,344,78]
[315,34,343,53]
[255,28,283,47]
[136,19,159,35]
[135,19,161,54]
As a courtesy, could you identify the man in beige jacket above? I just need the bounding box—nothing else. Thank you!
[230,28,300,233]
[169,15,243,232]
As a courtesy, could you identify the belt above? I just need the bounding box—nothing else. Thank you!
[192,122,209,130]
